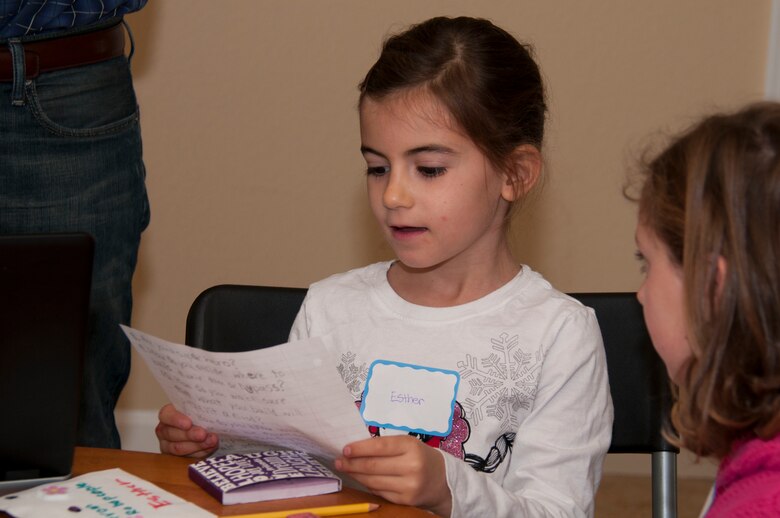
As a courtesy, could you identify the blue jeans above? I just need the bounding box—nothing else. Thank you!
[0,35,150,448]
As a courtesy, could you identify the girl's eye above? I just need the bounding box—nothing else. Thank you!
[366,166,389,176]
[418,166,446,178]
[634,250,648,274]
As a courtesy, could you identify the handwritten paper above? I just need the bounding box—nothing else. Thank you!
[0,468,215,517]
[121,326,370,460]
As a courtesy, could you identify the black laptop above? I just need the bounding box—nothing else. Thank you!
[0,233,93,495]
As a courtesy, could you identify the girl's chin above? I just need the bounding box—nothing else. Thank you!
[390,256,441,272]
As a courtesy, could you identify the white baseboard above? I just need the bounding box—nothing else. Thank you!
[116,408,159,453]
[603,451,716,478]
[767,0,780,99]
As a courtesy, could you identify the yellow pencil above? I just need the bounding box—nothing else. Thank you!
[225,502,379,518]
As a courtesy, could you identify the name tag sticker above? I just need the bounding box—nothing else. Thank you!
[360,360,460,436]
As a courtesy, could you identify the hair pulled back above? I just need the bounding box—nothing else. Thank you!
[359,16,546,173]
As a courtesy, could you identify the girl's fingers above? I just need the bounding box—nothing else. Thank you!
[159,435,218,457]
[155,421,208,443]
[336,450,417,477]
[337,455,391,475]
[155,404,216,444]
[342,435,413,458]
[158,403,193,429]
[156,403,219,457]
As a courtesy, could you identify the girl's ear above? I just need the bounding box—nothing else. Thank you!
[502,144,542,202]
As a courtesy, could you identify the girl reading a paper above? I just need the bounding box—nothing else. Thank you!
[156,16,612,518]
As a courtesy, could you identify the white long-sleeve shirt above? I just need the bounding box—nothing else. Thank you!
[289,261,613,517]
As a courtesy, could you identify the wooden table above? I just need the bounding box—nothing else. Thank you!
[71,447,430,517]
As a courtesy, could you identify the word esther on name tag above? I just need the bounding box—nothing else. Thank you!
[360,360,460,436]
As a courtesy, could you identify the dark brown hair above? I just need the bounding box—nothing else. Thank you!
[637,102,780,459]
[358,16,546,176]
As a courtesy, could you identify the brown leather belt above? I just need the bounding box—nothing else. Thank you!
[0,22,125,82]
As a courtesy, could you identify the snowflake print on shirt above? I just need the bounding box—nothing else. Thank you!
[458,332,543,434]
[337,351,367,394]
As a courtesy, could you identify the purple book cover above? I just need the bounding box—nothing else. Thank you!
[188,450,341,505]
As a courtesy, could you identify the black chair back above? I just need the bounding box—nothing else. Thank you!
[185,284,307,351]
[571,292,678,518]
[570,292,676,454]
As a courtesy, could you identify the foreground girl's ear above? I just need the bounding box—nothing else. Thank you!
[502,144,542,202]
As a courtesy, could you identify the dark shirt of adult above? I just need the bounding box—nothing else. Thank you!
[0,0,147,39]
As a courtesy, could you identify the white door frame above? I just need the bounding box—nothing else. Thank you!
[767,0,780,99]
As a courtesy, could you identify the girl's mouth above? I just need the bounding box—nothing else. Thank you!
[392,226,426,232]
[390,226,427,238]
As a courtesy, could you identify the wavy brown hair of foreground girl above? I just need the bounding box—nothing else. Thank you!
[634,101,780,517]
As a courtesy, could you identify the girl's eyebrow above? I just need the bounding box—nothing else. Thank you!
[360,144,457,158]
[360,145,385,158]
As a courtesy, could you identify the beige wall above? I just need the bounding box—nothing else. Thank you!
[118,0,770,471]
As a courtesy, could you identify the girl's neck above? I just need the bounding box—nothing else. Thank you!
[387,246,520,307]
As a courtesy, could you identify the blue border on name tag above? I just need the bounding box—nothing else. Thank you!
[359,359,460,437]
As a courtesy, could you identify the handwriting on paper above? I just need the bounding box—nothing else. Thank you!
[121,326,369,460]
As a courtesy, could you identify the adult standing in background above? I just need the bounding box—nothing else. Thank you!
[0,0,150,448]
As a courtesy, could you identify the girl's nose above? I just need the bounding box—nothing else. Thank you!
[636,282,646,306]
[383,170,414,209]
